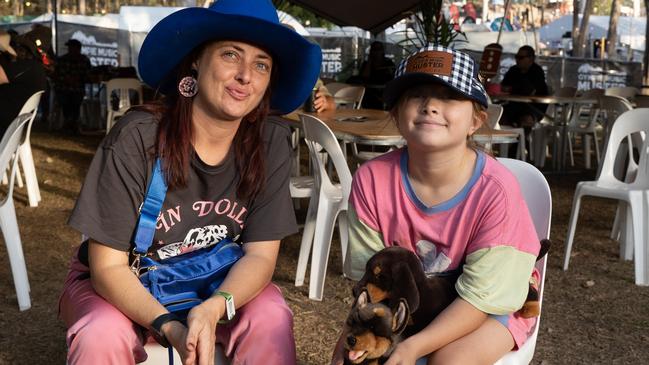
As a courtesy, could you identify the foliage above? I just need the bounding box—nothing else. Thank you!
[395,0,466,55]
[272,0,334,28]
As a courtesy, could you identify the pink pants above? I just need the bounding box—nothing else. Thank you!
[59,252,296,365]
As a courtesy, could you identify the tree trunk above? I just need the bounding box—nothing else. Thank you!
[572,0,579,55]
[607,0,620,59]
[79,0,86,15]
[13,0,23,16]
[574,0,593,57]
[644,0,649,84]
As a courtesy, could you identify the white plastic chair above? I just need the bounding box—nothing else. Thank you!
[140,342,228,365]
[412,158,552,365]
[493,158,552,365]
[597,95,636,247]
[564,89,604,169]
[605,86,638,100]
[15,90,44,207]
[487,104,525,160]
[296,114,352,301]
[531,87,577,168]
[105,78,143,133]
[563,108,649,286]
[0,114,34,311]
[324,82,350,96]
[334,86,365,110]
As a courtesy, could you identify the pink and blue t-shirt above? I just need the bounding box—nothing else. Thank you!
[345,148,541,348]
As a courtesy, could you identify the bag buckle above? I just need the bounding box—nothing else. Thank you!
[130,249,142,276]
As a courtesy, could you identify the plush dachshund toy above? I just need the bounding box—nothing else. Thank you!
[343,289,409,365]
[352,239,551,334]
[352,246,458,337]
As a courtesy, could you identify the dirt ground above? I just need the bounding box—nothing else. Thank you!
[0,130,648,364]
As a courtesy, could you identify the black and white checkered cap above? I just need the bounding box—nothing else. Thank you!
[384,45,488,108]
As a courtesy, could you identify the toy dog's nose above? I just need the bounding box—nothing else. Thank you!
[346,335,357,347]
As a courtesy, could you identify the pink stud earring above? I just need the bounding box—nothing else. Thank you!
[178,70,198,98]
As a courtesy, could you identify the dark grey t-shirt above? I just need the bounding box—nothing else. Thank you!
[69,111,297,262]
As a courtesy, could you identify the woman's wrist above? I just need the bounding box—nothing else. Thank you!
[204,293,227,320]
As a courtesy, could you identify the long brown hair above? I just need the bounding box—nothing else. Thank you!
[137,42,274,203]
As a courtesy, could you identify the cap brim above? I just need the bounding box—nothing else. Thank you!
[138,8,322,114]
[384,73,488,109]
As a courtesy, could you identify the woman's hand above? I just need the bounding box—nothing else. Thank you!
[384,341,419,365]
[184,301,222,365]
[164,321,191,363]
[314,88,336,113]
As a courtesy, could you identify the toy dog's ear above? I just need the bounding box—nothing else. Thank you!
[391,261,420,312]
[354,289,369,308]
[538,239,551,260]
[392,298,410,335]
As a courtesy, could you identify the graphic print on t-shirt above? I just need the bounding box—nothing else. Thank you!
[416,239,451,274]
[157,224,229,259]
[152,198,249,260]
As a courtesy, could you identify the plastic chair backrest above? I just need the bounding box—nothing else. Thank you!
[567,89,603,129]
[605,86,638,99]
[578,88,604,98]
[598,108,649,188]
[496,157,551,357]
[486,104,503,129]
[105,78,143,110]
[635,95,649,108]
[17,90,44,143]
[334,86,365,109]
[324,82,350,95]
[299,114,353,202]
[0,114,32,200]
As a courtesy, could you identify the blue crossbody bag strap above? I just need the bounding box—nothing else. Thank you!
[132,158,175,364]
[134,158,167,255]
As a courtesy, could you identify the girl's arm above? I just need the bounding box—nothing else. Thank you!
[184,240,280,365]
[392,297,487,362]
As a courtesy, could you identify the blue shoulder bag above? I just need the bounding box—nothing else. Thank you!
[130,158,244,319]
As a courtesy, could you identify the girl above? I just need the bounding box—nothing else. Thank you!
[58,1,321,364]
[336,45,540,365]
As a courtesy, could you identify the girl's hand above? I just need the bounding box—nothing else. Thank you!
[384,341,419,365]
[184,302,221,365]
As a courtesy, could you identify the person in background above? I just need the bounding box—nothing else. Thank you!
[53,38,91,135]
[0,30,47,135]
[499,45,549,129]
[351,41,395,109]
[312,78,336,113]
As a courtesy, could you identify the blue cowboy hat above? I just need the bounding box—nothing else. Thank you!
[138,0,322,114]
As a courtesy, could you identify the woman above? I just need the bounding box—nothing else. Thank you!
[58,1,321,364]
